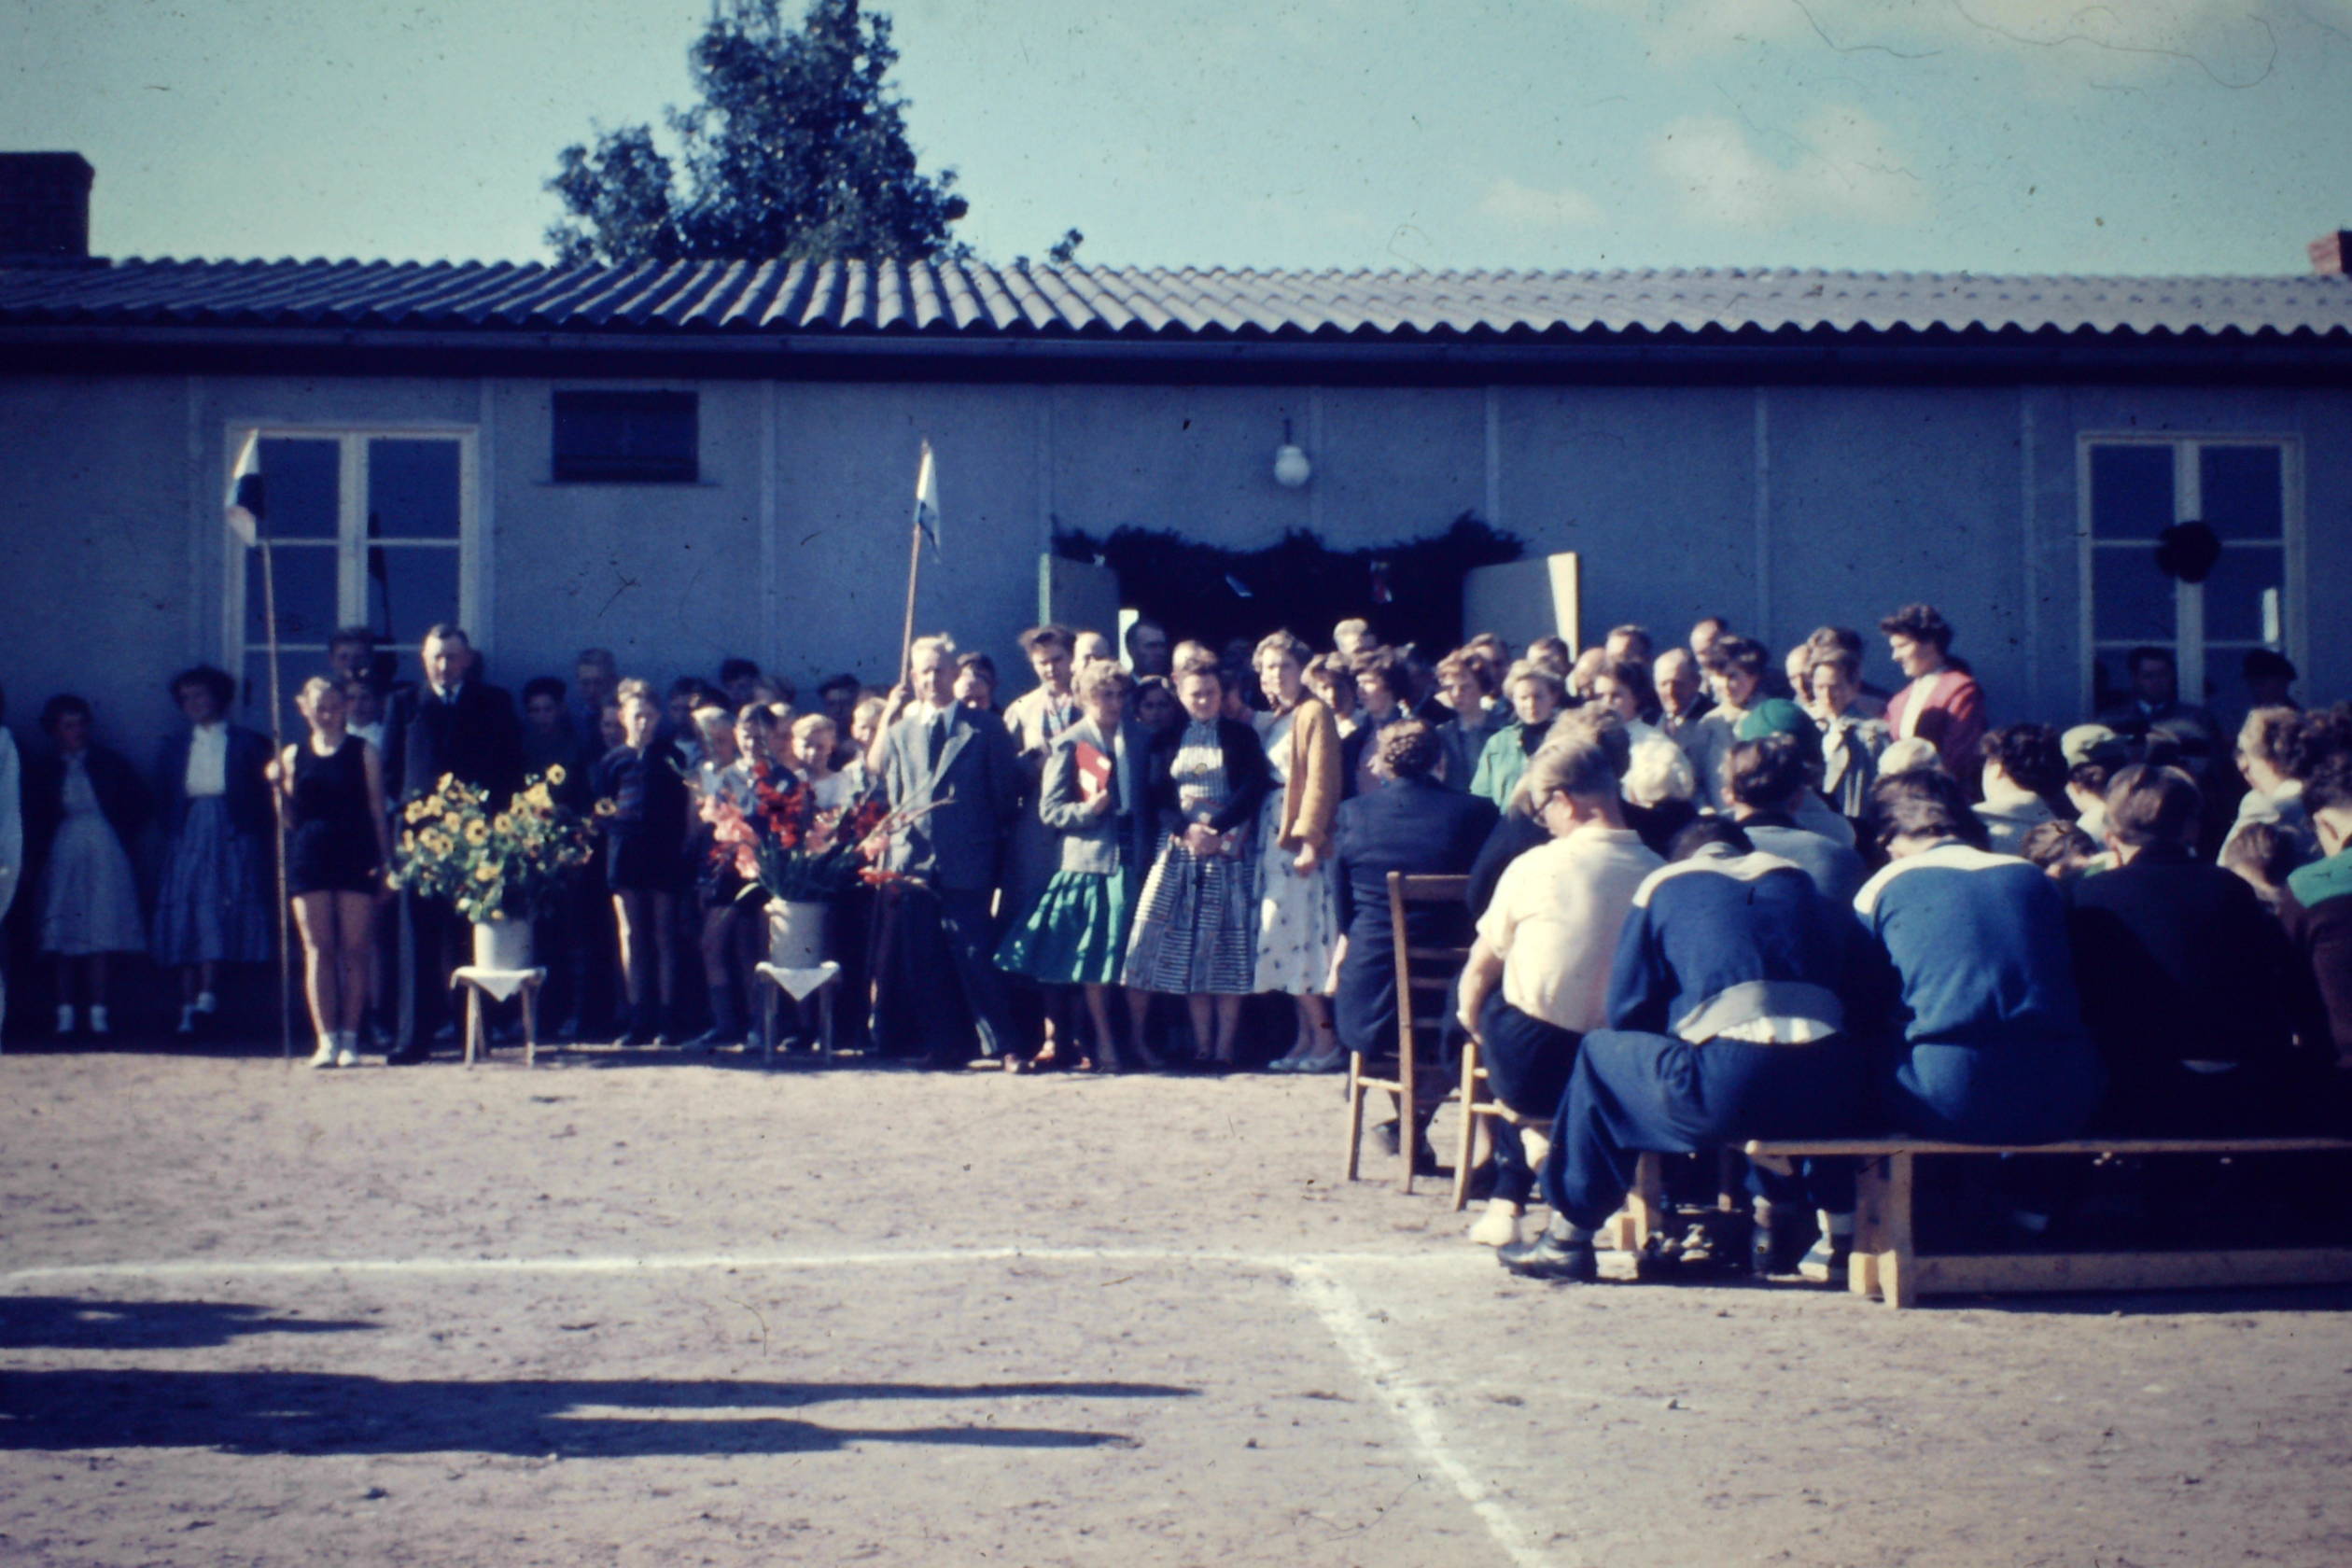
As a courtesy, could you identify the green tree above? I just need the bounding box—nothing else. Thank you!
[547,0,970,266]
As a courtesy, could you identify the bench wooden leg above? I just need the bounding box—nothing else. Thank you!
[1877,1151,1918,1309]
[521,978,539,1069]
[463,987,483,1068]
[1630,1151,1666,1252]
[1850,1156,1885,1297]
[761,982,777,1069]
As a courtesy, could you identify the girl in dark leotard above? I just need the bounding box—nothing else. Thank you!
[272,676,392,1070]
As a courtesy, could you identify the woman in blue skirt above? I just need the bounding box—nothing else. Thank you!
[995,660,1153,1071]
[151,665,274,1034]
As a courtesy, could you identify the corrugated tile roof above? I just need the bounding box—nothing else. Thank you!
[0,256,2345,340]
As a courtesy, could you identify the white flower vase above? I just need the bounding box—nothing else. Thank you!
[767,901,830,970]
[471,917,535,973]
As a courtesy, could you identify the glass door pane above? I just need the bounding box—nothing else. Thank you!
[2090,445,2173,539]
[368,439,462,539]
[2198,445,2284,540]
[256,437,341,539]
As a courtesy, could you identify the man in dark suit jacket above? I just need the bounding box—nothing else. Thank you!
[381,625,524,1062]
[872,634,1023,1065]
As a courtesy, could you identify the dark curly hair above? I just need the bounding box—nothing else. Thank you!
[1877,603,1954,653]
[1376,719,1442,780]
[1981,722,2067,805]
[2284,702,2352,816]
[169,665,235,709]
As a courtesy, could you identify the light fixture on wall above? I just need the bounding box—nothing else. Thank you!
[1272,418,1312,488]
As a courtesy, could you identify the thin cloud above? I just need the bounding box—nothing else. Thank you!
[1477,175,1606,229]
[1648,106,1928,229]
[1570,0,2302,87]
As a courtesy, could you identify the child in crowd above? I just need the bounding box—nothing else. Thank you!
[597,680,687,1045]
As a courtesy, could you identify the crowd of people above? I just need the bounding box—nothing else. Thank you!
[3,599,2348,1283]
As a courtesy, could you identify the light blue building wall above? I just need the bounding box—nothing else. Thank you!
[0,370,2342,751]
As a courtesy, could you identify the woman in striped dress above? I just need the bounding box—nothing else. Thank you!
[1120,651,1271,1070]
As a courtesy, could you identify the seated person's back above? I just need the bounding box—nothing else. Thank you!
[2069,763,2309,1132]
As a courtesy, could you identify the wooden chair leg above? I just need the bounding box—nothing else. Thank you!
[463,986,483,1067]
[1397,1084,1419,1197]
[1452,1047,1481,1212]
[522,978,539,1069]
[819,978,835,1061]
[1343,1057,1365,1182]
[761,981,777,1069]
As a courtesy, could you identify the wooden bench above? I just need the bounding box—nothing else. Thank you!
[1743,1135,2352,1309]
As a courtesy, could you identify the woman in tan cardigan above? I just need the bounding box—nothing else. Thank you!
[1251,631,1347,1071]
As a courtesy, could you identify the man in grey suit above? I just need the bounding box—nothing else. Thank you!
[873,634,1024,1065]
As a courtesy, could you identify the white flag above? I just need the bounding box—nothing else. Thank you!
[224,429,264,546]
[913,440,942,558]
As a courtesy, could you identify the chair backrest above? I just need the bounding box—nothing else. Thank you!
[1386,871,1473,1064]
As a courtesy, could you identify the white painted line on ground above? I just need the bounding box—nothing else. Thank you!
[0,1245,1471,1285]
[1289,1260,1568,1568]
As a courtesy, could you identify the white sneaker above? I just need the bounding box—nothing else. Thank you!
[1468,1198,1525,1249]
[309,1040,339,1070]
[176,1004,199,1036]
[88,1006,110,1036]
[334,1039,361,1069]
[55,1004,76,1035]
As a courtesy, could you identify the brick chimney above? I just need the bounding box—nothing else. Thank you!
[0,152,95,263]
[2312,230,2352,275]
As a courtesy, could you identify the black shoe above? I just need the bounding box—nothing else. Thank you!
[1752,1207,1820,1278]
[1498,1223,1599,1282]
[384,1046,429,1067]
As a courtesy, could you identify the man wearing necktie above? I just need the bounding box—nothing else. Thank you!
[873,634,1023,1065]
[380,624,525,1063]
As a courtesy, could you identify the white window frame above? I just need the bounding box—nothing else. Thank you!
[2075,432,2303,714]
[219,423,482,683]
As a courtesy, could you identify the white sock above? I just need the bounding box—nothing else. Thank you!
[316,1032,339,1057]
[89,1005,109,1031]
[56,1004,76,1030]
[194,990,218,1014]
[1822,1211,1855,1239]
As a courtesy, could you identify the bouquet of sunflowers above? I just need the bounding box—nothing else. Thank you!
[393,766,595,923]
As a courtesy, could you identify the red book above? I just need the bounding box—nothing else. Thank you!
[1073,741,1112,803]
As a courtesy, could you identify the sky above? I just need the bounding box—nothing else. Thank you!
[5,0,2348,276]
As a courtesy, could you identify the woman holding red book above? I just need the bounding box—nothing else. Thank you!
[994,659,1154,1070]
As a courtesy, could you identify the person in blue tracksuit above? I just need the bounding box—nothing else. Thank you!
[1501,818,1879,1282]
[1855,768,2104,1144]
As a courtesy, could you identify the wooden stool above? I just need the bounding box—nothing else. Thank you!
[449,966,547,1067]
[754,960,841,1066]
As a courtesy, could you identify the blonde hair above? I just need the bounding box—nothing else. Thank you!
[1074,659,1135,703]
[615,678,657,708]
[295,675,339,715]
[791,711,835,748]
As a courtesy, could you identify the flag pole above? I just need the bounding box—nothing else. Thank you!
[898,507,924,687]
[260,535,291,1070]
[227,432,293,1069]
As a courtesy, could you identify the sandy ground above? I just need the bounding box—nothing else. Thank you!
[4,1037,2351,1567]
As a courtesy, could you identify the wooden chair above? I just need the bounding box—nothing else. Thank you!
[1345,872,1471,1194]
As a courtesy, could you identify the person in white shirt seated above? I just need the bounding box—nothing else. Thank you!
[1456,737,1664,1241]
[2222,706,2319,874]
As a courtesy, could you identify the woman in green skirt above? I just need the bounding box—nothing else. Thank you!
[995,659,1154,1071]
